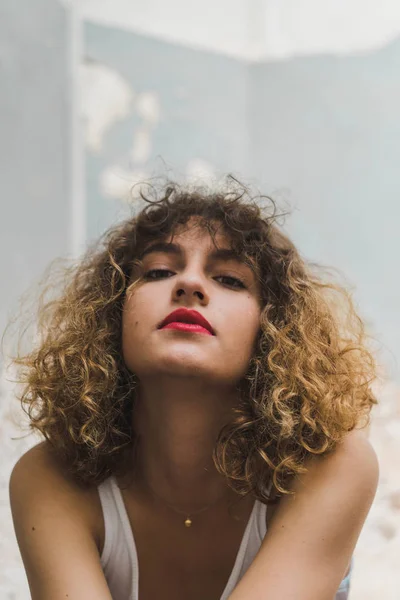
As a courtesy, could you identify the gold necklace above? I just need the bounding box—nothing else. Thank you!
[143,479,233,528]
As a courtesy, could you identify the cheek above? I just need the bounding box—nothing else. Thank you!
[227,302,261,353]
[122,295,135,328]
[221,311,260,382]
[121,294,144,350]
[123,287,151,327]
[238,298,261,333]
[121,295,149,374]
[121,285,162,356]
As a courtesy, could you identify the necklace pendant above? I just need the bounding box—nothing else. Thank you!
[184,517,192,527]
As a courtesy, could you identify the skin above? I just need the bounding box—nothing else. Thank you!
[121,217,262,509]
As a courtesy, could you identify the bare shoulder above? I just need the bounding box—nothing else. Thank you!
[10,441,101,535]
[11,441,88,493]
[9,442,109,600]
[301,428,379,497]
[267,428,379,523]
[280,427,380,529]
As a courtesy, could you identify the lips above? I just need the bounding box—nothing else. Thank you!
[158,308,215,335]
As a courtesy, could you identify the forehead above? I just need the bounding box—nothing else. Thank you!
[139,217,234,254]
[139,218,248,266]
[166,217,232,248]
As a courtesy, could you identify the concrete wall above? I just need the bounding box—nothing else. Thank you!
[80,0,400,59]
[0,0,73,352]
[82,22,249,241]
[81,0,254,58]
[249,41,400,382]
[0,1,74,596]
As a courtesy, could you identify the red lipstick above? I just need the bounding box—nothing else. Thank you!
[158,308,215,336]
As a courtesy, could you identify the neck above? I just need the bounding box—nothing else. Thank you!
[129,376,240,508]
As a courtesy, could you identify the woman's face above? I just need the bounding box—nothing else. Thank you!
[122,219,262,386]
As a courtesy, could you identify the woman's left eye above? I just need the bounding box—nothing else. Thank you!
[216,275,246,289]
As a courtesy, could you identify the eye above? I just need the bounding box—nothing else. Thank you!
[143,270,246,289]
[216,275,246,289]
[143,269,174,280]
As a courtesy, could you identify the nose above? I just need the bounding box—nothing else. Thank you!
[172,269,209,304]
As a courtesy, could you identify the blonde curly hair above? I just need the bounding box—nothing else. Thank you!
[9,177,377,502]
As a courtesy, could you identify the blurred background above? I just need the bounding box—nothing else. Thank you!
[1,1,400,598]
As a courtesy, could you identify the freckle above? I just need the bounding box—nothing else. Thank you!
[32,526,35,531]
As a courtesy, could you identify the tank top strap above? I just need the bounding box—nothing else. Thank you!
[97,475,137,599]
[97,476,116,566]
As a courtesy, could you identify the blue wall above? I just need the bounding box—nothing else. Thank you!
[250,41,400,380]
[84,22,249,241]
[83,23,400,380]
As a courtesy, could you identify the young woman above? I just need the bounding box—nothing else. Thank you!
[9,179,379,600]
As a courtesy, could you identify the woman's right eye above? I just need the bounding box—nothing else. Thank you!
[143,269,174,280]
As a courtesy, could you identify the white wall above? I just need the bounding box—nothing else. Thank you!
[80,0,400,59]
[80,0,251,58]
[260,0,400,59]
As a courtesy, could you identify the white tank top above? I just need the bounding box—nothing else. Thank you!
[97,475,352,600]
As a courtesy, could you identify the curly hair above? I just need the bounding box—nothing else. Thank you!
[9,176,378,502]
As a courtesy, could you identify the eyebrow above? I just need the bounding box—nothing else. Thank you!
[139,241,245,263]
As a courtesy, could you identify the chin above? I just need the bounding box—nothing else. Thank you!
[133,354,225,383]
[155,353,215,378]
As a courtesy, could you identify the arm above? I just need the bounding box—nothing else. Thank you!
[228,429,379,600]
[9,442,113,600]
